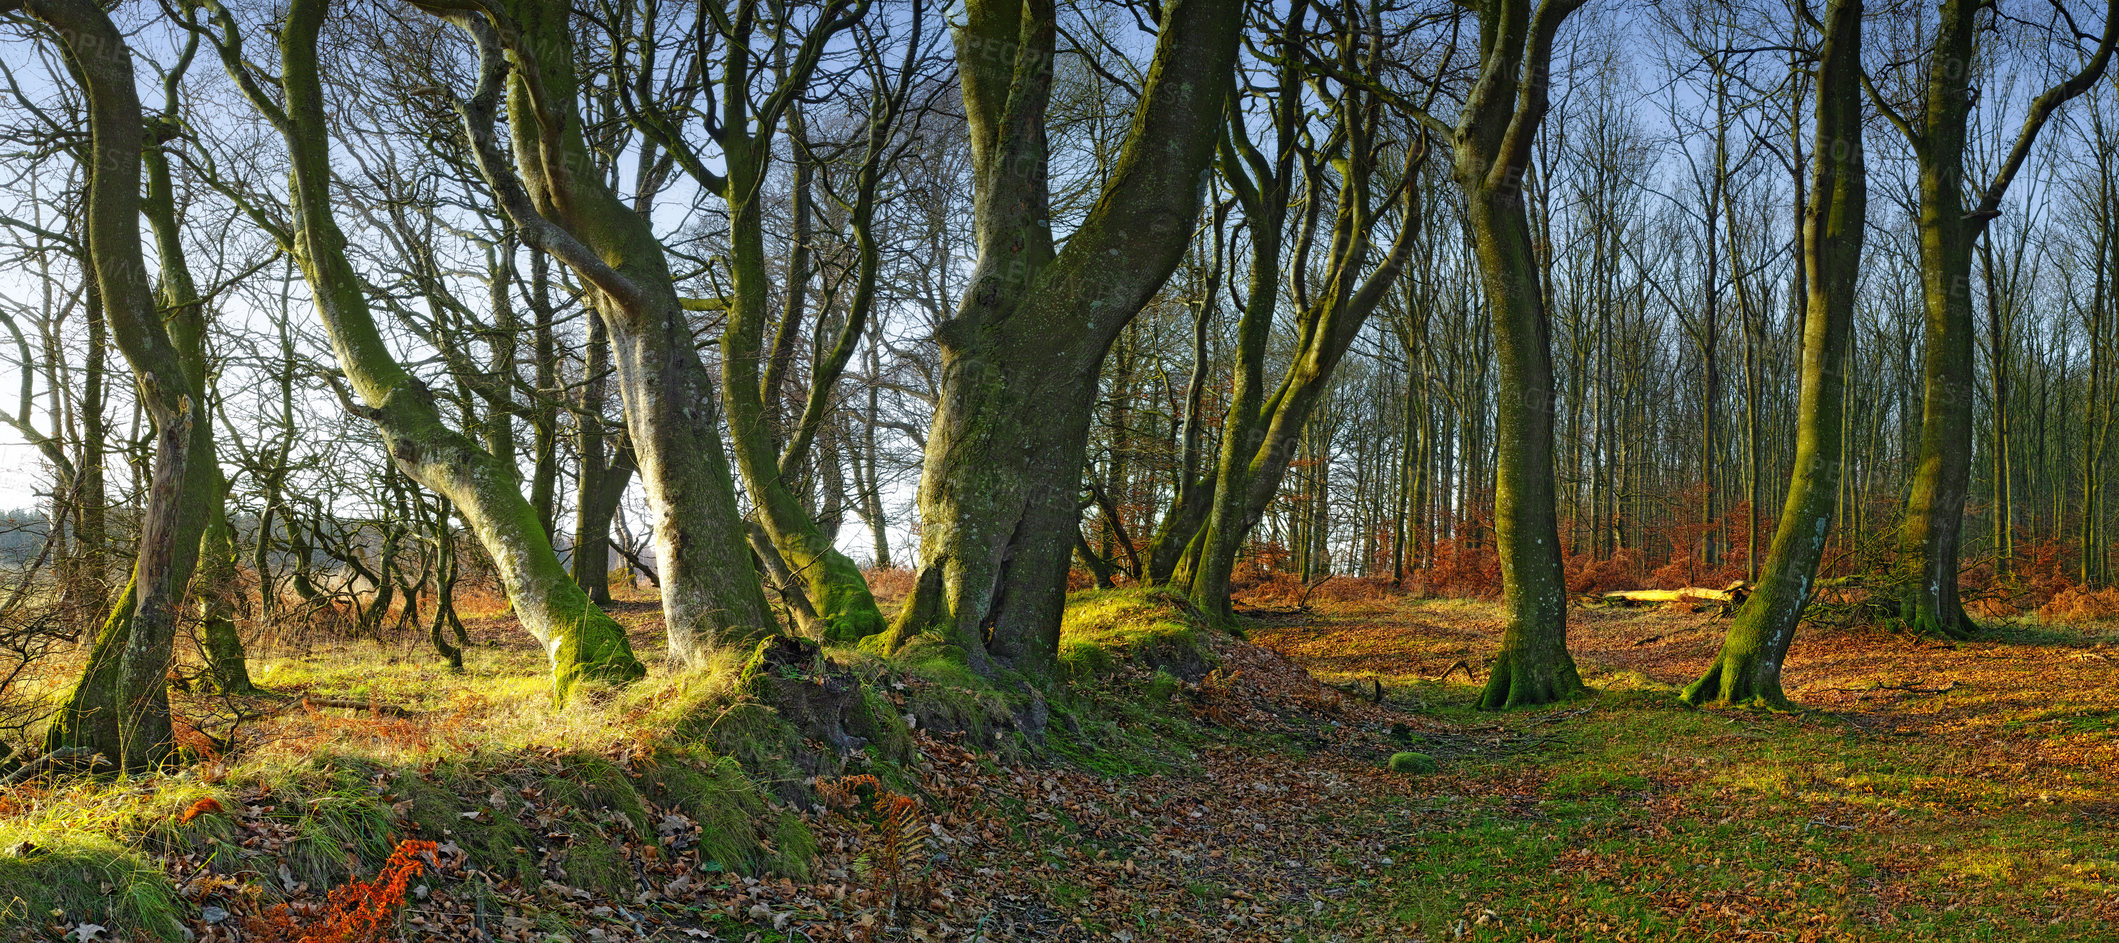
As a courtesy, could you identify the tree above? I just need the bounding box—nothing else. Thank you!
[1176,1,1426,618]
[1419,0,1590,708]
[1684,0,1864,708]
[26,0,220,769]
[424,0,779,661]
[193,0,646,697]
[598,0,927,642]
[881,0,1245,676]
[1874,0,2119,638]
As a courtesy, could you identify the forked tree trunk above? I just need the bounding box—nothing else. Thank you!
[1890,0,2119,637]
[1684,0,1864,708]
[33,0,215,769]
[571,315,633,605]
[722,132,886,642]
[436,0,777,661]
[883,0,1243,677]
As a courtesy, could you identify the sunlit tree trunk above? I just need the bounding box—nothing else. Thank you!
[1436,0,1589,708]
[199,0,646,696]
[1886,0,2119,637]
[435,0,776,661]
[1183,13,1423,617]
[35,0,216,768]
[1684,0,1864,708]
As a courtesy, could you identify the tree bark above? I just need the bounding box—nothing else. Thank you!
[1684,0,1864,709]
[882,0,1243,677]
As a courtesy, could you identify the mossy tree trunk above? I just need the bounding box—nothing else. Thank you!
[196,0,645,698]
[1883,0,2119,639]
[32,0,216,770]
[1181,8,1424,619]
[1140,228,1222,589]
[876,0,1244,677]
[703,8,892,642]
[1684,0,1865,709]
[429,1,777,662]
[194,491,255,696]
[1425,0,1589,709]
[144,52,254,697]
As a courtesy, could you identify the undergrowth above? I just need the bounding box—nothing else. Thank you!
[1,587,1241,940]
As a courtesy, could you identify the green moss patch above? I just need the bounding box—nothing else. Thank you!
[1058,588,1217,683]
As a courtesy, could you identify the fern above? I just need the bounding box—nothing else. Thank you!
[244,838,435,943]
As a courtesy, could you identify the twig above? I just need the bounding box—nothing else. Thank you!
[296,695,419,718]
[1433,659,1478,684]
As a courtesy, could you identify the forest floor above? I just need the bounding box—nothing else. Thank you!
[5,590,2118,942]
[1254,596,2119,942]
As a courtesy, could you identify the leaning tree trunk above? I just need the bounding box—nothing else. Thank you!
[34,0,216,770]
[883,0,1244,677]
[721,137,886,643]
[433,0,776,661]
[201,0,645,697]
[1184,67,1422,618]
[1444,0,1590,709]
[1684,0,1865,708]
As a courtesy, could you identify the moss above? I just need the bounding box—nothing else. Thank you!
[766,811,817,880]
[551,752,650,835]
[890,635,984,690]
[857,685,916,762]
[548,590,648,701]
[1058,588,1216,682]
[805,551,888,642]
[1388,751,1439,775]
[704,702,809,795]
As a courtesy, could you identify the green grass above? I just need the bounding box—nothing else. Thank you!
[1308,682,2119,941]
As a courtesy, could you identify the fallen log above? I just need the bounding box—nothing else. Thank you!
[1600,581,1751,611]
[1,747,108,785]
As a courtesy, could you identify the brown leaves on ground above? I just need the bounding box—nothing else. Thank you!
[101,592,2119,941]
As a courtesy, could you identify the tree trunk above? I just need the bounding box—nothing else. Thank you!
[721,133,886,641]
[37,0,216,769]
[884,0,1243,677]
[1684,0,1864,708]
[439,0,777,661]
[204,0,646,696]
[1891,0,2119,635]
[1445,0,1590,709]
